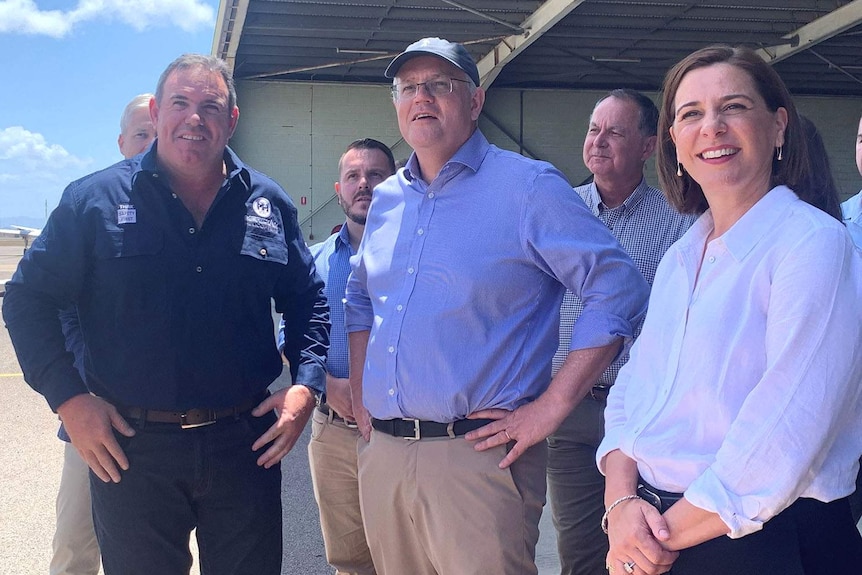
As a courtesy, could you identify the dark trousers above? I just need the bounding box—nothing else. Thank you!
[671,496,862,575]
[849,457,862,524]
[90,411,282,575]
[547,397,607,575]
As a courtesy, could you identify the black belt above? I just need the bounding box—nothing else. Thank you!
[637,481,684,513]
[589,385,611,401]
[317,404,357,429]
[120,395,261,429]
[372,417,494,440]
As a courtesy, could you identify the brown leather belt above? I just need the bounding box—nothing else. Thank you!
[120,396,261,429]
[317,404,358,429]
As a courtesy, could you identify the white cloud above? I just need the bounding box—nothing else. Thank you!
[0,0,215,37]
[0,126,94,220]
[0,126,90,170]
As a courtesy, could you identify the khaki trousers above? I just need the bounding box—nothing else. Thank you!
[51,442,100,575]
[358,429,547,575]
[308,408,376,575]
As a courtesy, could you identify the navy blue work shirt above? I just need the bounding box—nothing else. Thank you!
[3,142,329,412]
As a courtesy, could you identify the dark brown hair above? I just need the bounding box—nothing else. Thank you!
[657,45,808,215]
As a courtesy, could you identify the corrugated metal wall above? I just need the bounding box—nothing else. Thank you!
[230,80,861,242]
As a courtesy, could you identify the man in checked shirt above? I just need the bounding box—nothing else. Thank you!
[548,89,697,575]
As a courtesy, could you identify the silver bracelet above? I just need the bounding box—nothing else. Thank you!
[601,494,644,534]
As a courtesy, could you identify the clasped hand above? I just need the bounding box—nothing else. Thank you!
[606,498,677,575]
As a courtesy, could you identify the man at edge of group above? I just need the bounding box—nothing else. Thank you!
[547,88,696,575]
[279,138,395,575]
[344,37,649,575]
[50,92,157,575]
[843,112,862,523]
[3,54,329,575]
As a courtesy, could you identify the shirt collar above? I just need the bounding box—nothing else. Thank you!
[682,185,796,262]
[335,222,353,252]
[584,177,650,215]
[403,129,488,183]
[138,140,250,191]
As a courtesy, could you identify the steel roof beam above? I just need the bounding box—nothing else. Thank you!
[476,0,586,89]
[756,0,862,64]
[212,0,251,72]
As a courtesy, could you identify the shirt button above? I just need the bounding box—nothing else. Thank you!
[388,346,395,353]
[708,256,716,263]
[417,228,424,235]
[396,304,403,311]
[259,248,267,257]
[196,266,203,273]
[388,389,395,396]
[407,267,414,274]
[428,192,435,199]
[188,227,196,234]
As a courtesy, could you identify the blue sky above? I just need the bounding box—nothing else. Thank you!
[1,0,220,226]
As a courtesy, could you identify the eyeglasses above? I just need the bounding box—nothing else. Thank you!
[391,77,472,101]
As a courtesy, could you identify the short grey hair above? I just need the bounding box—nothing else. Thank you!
[155,54,236,111]
[119,94,154,133]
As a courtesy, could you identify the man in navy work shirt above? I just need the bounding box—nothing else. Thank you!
[3,54,329,575]
[344,38,649,574]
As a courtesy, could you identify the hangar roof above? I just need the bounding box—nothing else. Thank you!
[213,0,862,96]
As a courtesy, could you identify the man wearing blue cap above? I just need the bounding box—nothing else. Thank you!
[344,37,649,574]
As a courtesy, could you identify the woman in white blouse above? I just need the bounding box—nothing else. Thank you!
[597,45,862,575]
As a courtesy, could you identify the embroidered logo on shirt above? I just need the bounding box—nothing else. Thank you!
[252,197,272,218]
[117,204,136,225]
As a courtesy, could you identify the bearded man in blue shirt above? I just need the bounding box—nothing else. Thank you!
[344,37,649,575]
[3,54,329,575]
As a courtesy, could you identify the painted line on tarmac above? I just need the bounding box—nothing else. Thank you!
[0,373,24,377]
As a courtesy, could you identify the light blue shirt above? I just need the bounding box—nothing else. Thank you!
[279,224,353,379]
[841,191,862,246]
[345,130,649,421]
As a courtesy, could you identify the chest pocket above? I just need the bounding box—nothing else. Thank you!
[93,226,164,259]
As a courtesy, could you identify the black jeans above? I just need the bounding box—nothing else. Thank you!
[90,410,282,575]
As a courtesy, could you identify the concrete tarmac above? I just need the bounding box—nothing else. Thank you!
[0,240,561,574]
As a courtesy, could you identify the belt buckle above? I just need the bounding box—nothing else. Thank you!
[403,418,421,440]
[180,410,217,429]
[345,421,358,429]
[636,484,662,511]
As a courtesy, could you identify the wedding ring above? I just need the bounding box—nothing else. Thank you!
[623,561,636,574]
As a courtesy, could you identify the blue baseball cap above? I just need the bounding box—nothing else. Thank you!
[385,37,480,87]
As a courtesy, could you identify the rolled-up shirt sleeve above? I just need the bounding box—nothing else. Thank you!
[521,170,649,351]
[344,248,374,334]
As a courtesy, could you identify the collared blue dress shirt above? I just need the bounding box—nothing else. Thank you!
[3,143,329,411]
[345,130,649,422]
[279,224,352,379]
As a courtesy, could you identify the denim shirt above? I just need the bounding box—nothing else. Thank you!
[3,143,329,411]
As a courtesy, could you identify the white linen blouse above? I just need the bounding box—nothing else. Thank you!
[598,185,862,538]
